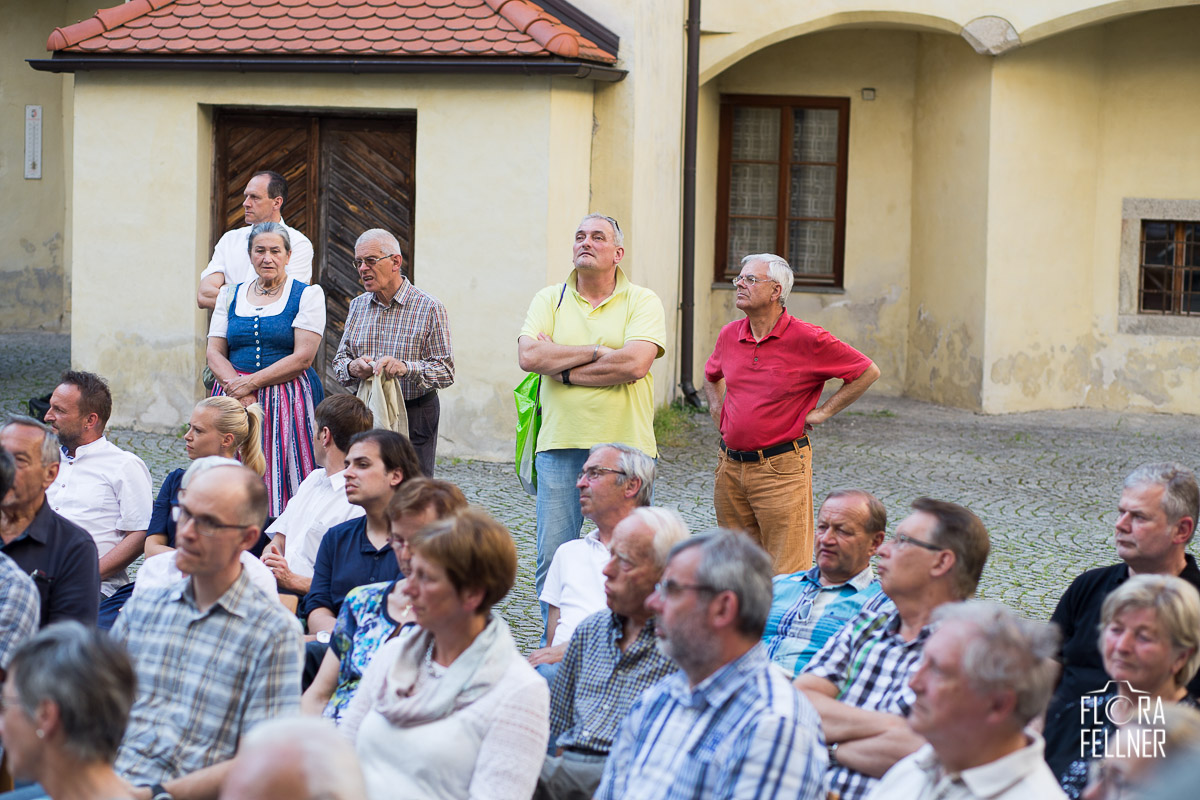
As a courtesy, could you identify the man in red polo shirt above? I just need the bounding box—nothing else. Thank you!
[703,253,880,573]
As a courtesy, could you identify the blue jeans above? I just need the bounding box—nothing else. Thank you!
[534,449,590,629]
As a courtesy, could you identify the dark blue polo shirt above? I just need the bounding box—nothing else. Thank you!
[1,498,100,626]
[148,467,185,547]
[304,517,400,620]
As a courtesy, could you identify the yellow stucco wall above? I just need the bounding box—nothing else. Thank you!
[981,6,1200,413]
[699,29,918,398]
[68,71,595,457]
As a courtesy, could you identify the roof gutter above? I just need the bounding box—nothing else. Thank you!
[27,54,626,82]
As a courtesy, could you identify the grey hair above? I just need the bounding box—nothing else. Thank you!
[669,528,773,638]
[823,489,887,534]
[237,716,367,800]
[246,221,292,255]
[2,415,61,466]
[180,455,242,490]
[8,621,136,764]
[1124,462,1200,537]
[932,601,1060,726]
[590,443,655,506]
[355,228,403,259]
[741,253,794,305]
[1099,574,1200,688]
[579,213,623,248]
[625,506,690,569]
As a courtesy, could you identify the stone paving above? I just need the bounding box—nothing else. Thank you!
[5,331,1200,653]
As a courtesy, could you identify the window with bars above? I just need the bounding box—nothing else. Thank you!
[715,95,849,287]
[1140,221,1200,315]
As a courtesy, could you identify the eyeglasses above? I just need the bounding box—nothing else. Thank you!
[387,535,412,551]
[172,505,249,537]
[654,579,719,599]
[891,532,946,552]
[352,254,396,269]
[577,467,626,482]
[731,275,777,287]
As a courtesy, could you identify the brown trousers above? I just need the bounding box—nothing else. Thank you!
[714,442,814,574]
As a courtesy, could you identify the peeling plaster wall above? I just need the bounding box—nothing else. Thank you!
[982,6,1200,414]
[906,34,991,409]
[981,27,1103,412]
[69,71,592,458]
[703,29,918,397]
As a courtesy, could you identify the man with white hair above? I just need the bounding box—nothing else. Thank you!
[220,716,366,800]
[703,253,879,574]
[866,601,1065,799]
[332,228,454,477]
[535,506,688,800]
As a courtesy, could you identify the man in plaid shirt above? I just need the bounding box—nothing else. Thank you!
[796,497,990,800]
[113,465,303,800]
[332,228,454,477]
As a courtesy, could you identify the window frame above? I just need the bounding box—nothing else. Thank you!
[1138,220,1200,316]
[714,94,851,289]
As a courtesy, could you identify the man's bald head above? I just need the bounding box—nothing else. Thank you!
[220,717,366,800]
[189,464,268,529]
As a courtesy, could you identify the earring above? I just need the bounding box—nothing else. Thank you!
[36,729,45,739]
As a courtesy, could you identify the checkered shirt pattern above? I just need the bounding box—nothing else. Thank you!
[549,609,676,753]
[802,608,934,800]
[112,571,304,784]
[0,552,39,669]
[595,643,828,800]
[331,280,454,400]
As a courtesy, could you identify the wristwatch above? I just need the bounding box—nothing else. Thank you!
[827,741,839,765]
[146,784,174,800]
[316,630,331,644]
[562,368,572,386]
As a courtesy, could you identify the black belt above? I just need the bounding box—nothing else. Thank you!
[563,746,609,759]
[720,436,809,462]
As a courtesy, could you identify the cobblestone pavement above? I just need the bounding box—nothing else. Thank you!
[5,332,1200,652]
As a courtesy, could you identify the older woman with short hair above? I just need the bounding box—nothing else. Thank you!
[1056,573,1200,798]
[342,508,549,800]
[207,220,326,514]
[0,622,136,800]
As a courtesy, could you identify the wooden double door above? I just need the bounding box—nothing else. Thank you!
[211,110,417,394]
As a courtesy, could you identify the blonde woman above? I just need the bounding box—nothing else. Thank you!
[145,396,265,557]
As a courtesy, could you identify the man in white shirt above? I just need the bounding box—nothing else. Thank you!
[528,443,654,680]
[866,601,1065,800]
[197,170,315,310]
[43,370,152,597]
[261,394,374,607]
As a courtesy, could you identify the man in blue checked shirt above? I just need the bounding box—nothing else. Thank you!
[595,529,828,800]
[763,489,890,678]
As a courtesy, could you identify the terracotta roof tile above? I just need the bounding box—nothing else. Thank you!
[45,0,618,64]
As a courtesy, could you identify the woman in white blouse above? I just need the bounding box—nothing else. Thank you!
[342,507,549,800]
[206,221,326,515]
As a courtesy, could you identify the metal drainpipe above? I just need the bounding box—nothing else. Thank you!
[678,0,703,408]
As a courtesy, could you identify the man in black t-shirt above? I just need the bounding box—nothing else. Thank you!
[1044,462,1200,777]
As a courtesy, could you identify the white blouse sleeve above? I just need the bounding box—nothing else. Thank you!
[294,283,327,335]
[208,284,231,338]
[467,662,551,800]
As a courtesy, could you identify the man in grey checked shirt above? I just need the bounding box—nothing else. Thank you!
[332,228,454,477]
[535,506,688,800]
[113,464,303,800]
[796,497,991,800]
[595,529,827,800]
[0,450,39,680]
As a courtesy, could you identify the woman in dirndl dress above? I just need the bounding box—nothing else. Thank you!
[206,221,326,514]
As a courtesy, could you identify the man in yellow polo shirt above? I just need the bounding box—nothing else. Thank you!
[518,213,667,628]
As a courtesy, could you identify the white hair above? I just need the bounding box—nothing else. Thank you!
[626,506,691,568]
[235,716,367,800]
[741,253,794,305]
[355,228,403,259]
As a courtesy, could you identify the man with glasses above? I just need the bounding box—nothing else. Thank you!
[518,214,667,628]
[333,228,454,477]
[796,497,990,800]
[536,506,687,800]
[703,253,879,574]
[595,528,827,800]
[197,170,313,310]
[529,443,655,681]
[113,464,302,800]
[762,489,890,678]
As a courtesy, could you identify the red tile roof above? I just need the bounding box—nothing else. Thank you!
[46,0,617,64]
